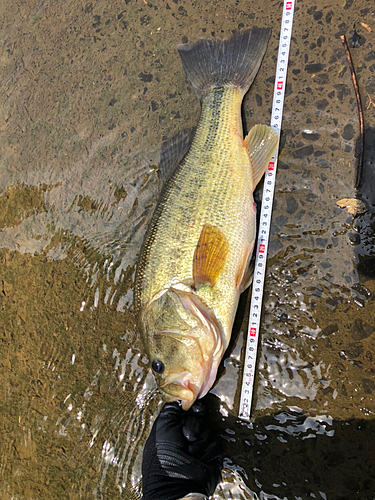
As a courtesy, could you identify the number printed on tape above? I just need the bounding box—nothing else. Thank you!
[238,0,296,420]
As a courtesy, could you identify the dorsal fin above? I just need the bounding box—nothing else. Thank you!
[158,128,196,185]
[193,224,229,289]
[244,124,278,187]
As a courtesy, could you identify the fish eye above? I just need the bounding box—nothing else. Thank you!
[151,359,165,374]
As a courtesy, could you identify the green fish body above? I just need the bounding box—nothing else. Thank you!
[135,28,278,409]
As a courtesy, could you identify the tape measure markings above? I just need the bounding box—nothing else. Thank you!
[238,0,296,420]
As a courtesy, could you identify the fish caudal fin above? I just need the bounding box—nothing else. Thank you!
[244,124,279,187]
[177,28,271,99]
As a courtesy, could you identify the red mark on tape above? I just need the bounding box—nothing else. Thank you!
[286,1,292,9]
[250,328,257,337]
[277,81,283,90]
[268,162,275,171]
[259,244,265,253]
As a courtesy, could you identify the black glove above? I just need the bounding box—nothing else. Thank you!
[142,401,223,500]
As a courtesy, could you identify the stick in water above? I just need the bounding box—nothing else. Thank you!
[340,34,364,189]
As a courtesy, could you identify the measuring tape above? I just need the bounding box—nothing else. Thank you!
[238,0,296,420]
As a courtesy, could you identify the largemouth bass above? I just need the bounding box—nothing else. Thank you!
[134,28,278,410]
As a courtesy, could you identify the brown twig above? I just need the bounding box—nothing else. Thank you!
[340,34,364,189]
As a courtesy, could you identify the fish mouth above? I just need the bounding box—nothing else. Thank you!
[155,331,204,408]
[160,358,218,410]
[160,379,198,410]
[158,363,220,410]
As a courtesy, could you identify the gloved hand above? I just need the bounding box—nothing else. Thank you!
[142,401,223,500]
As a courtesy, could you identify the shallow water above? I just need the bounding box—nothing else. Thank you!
[0,0,374,499]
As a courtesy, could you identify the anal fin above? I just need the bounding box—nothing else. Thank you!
[193,224,229,289]
[244,124,278,187]
[239,263,254,294]
[235,243,254,293]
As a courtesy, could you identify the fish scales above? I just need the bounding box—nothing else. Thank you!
[136,86,253,329]
[134,28,278,409]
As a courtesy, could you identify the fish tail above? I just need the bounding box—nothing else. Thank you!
[177,27,271,99]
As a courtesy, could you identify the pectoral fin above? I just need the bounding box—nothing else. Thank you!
[193,224,229,289]
[244,124,278,187]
